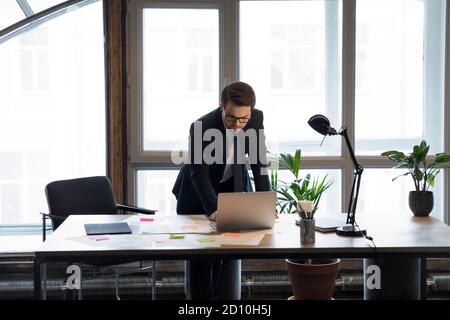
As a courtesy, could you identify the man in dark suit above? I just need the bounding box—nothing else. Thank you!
[172,81,270,300]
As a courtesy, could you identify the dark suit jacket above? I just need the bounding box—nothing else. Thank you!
[172,107,271,215]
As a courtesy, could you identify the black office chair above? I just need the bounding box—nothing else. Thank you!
[40,176,157,300]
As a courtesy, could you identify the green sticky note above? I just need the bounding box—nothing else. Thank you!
[170,234,185,240]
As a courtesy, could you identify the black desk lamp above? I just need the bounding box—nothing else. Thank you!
[308,114,366,237]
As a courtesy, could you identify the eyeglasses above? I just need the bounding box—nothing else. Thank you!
[224,112,251,124]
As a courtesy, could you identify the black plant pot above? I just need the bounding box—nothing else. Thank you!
[408,191,433,217]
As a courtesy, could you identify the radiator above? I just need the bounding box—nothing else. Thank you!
[0,271,448,299]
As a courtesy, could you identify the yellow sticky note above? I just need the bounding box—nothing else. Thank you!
[170,234,185,240]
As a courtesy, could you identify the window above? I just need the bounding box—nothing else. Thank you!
[0,0,25,30]
[0,0,106,224]
[129,0,449,223]
[358,169,444,220]
[240,0,342,155]
[272,169,342,217]
[354,0,447,222]
[268,25,323,93]
[137,170,180,215]
[137,168,342,218]
[18,27,50,94]
[26,0,66,14]
[355,0,446,155]
[142,8,219,151]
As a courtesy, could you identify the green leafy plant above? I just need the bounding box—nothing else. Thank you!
[381,140,450,192]
[270,149,333,214]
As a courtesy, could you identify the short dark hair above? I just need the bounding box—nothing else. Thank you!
[220,81,256,108]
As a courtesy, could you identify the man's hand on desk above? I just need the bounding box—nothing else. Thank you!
[207,211,218,222]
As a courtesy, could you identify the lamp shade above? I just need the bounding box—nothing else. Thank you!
[308,114,332,136]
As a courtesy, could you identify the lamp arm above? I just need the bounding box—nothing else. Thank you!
[347,170,363,225]
[339,126,362,173]
[339,127,363,226]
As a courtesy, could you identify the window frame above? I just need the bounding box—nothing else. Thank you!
[127,0,450,224]
[444,0,450,225]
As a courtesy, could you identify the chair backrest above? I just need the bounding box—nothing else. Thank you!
[45,176,118,229]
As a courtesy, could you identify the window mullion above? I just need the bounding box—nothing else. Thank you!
[444,0,450,225]
[16,0,34,17]
[424,0,445,155]
[223,0,238,85]
[325,0,341,157]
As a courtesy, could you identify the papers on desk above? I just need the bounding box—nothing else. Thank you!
[139,223,170,234]
[124,215,171,234]
[66,214,267,248]
[124,214,214,234]
[166,215,214,234]
[67,234,152,249]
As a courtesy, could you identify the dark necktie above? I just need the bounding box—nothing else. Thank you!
[233,135,244,192]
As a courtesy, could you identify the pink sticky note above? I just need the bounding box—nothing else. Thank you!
[140,217,154,222]
[88,235,110,241]
[224,233,240,238]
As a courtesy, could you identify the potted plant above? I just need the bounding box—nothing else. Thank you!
[271,149,333,215]
[270,149,340,300]
[381,140,450,217]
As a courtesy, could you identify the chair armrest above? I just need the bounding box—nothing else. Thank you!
[116,204,157,215]
[40,213,66,242]
[39,212,67,221]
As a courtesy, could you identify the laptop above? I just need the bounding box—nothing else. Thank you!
[216,191,276,232]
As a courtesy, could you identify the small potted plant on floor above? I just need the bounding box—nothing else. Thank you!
[381,140,450,216]
[270,149,339,300]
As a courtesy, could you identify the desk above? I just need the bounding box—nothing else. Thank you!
[34,214,450,299]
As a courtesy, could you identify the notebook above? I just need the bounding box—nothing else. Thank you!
[84,222,132,235]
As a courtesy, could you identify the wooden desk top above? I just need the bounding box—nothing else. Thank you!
[35,214,450,261]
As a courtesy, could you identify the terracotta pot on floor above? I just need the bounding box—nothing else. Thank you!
[286,258,340,300]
